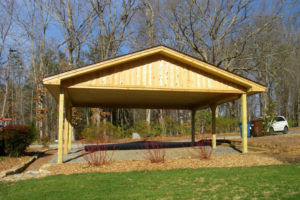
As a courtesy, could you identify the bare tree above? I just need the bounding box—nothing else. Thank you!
[39,0,93,67]
[86,0,137,130]
[88,0,137,62]
[0,0,15,118]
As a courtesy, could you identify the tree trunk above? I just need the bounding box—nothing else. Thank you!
[146,109,151,133]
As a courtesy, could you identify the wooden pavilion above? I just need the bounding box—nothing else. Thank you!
[43,46,266,163]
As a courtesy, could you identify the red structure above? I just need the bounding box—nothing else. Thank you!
[0,118,12,122]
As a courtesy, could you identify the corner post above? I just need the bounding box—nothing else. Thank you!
[241,93,248,153]
[191,109,196,146]
[58,87,65,163]
[210,104,217,149]
[64,101,69,154]
[68,106,72,151]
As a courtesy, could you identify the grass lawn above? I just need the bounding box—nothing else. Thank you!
[0,164,300,200]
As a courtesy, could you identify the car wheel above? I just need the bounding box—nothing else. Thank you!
[269,127,274,135]
[283,126,288,134]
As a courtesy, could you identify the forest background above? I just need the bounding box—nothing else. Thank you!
[0,0,299,140]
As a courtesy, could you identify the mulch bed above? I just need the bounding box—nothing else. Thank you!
[45,153,282,175]
[0,148,56,173]
[2,132,299,179]
[0,156,31,172]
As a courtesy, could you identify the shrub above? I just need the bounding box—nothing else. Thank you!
[179,121,191,135]
[262,102,276,135]
[163,117,181,136]
[0,125,35,157]
[150,123,162,137]
[190,135,213,159]
[134,121,150,138]
[216,116,239,133]
[80,139,114,167]
[288,119,297,128]
[144,140,166,163]
[195,110,211,134]
[40,135,50,147]
[81,122,120,142]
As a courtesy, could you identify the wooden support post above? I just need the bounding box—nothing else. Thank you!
[241,93,248,153]
[64,102,69,155]
[210,104,217,149]
[191,109,196,146]
[68,106,72,151]
[58,87,65,163]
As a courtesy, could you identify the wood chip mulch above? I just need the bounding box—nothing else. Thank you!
[0,156,31,172]
[45,153,283,175]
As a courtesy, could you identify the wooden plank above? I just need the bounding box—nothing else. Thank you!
[130,67,136,85]
[170,62,174,87]
[142,64,147,86]
[120,65,124,85]
[148,64,152,86]
[159,60,163,87]
[137,65,141,85]
[115,66,119,85]
[164,61,168,87]
[58,87,64,163]
[179,65,183,87]
[102,70,106,85]
[140,61,143,86]
[69,85,244,94]
[152,61,158,87]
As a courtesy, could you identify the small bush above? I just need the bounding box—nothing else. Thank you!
[190,135,213,159]
[80,139,114,166]
[134,121,150,138]
[179,121,191,135]
[0,125,35,157]
[40,135,50,147]
[262,102,276,135]
[163,117,181,136]
[144,141,166,163]
[216,117,239,133]
[81,122,120,142]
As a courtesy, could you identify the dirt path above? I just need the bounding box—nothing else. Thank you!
[24,149,57,172]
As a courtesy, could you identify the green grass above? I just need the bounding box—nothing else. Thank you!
[1,164,300,200]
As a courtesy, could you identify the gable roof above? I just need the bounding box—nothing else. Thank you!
[43,45,266,109]
[44,46,265,91]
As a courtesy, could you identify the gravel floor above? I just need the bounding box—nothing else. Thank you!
[49,145,242,164]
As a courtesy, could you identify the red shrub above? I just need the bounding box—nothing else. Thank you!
[80,138,114,166]
[190,135,213,159]
[0,125,35,157]
[144,141,166,163]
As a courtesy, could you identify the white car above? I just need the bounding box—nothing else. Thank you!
[269,116,289,134]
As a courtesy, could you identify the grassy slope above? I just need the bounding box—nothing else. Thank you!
[0,164,300,200]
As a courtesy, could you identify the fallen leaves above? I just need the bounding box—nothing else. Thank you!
[45,153,283,176]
